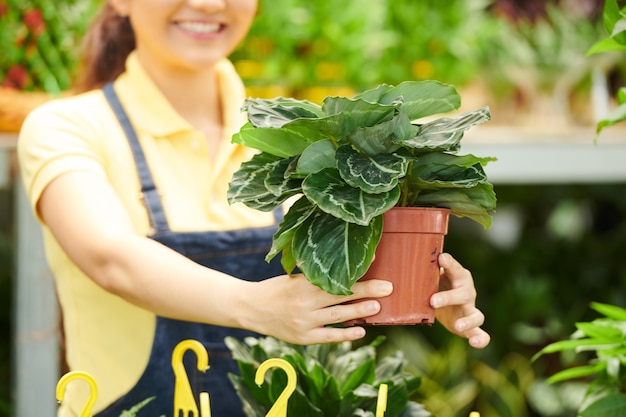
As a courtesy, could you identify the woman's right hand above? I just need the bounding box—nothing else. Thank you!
[241,274,393,345]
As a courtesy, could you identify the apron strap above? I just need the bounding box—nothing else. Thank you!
[102,83,170,233]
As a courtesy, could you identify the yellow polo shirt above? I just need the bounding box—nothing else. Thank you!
[18,53,275,416]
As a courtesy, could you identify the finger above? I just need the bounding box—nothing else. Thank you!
[438,253,472,285]
[453,309,485,334]
[304,325,368,344]
[341,279,393,303]
[430,285,476,309]
[438,252,462,271]
[312,299,382,327]
[466,327,491,349]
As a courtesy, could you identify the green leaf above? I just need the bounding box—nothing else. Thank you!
[399,401,434,417]
[347,109,415,156]
[580,394,626,417]
[322,96,398,134]
[612,19,626,39]
[296,139,337,175]
[617,87,626,104]
[596,103,626,136]
[302,168,400,226]
[546,362,607,384]
[336,145,412,194]
[591,302,626,320]
[266,196,316,263]
[602,0,626,45]
[227,152,294,211]
[532,338,622,361]
[389,383,414,417]
[355,80,461,120]
[400,107,491,151]
[587,37,626,55]
[339,360,377,396]
[375,353,408,381]
[232,122,325,158]
[292,211,383,295]
[280,240,298,274]
[575,322,624,340]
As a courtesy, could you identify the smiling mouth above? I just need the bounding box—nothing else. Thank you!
[175,21,224,35]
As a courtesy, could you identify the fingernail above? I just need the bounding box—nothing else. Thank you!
[353,327,366,338]
[456,321,466,332]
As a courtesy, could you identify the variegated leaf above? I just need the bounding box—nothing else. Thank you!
[264,156,303,197]
[405,153,495,196]
[266,196,316,263]
[346,109,415,156]
[293,211,383,295]
[413,184,497,229]
[321,97,397,133]
[244,97,323,128]
[336,144,412,194]
[227,152,292,211]
[400,106,491,151]
[302,168,400,226]
[356,80,461,120]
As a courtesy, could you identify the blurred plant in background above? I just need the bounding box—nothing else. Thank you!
[477,1,609,126]
[232,0,501,101]
[533,302,626,416]
[587,0,626,137]
[0,0,100,94]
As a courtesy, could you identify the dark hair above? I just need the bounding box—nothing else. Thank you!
[74,3,136,92]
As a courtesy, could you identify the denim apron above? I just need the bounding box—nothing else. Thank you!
[96,83,284,417]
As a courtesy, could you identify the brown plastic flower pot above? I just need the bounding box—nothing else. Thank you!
[347,207,450,326]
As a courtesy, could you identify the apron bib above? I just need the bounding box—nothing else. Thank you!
[96,83,284,417]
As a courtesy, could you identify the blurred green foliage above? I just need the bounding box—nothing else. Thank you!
[0,0,100,93]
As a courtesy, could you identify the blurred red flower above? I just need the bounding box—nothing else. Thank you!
[23,8,45,36]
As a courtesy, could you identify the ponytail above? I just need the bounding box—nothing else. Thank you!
[74,3,135,92]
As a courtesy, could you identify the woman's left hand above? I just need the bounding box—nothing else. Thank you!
[430,253,490,349]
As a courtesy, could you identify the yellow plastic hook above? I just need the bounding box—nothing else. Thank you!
[469,413,481,417]
[56,371,98,417]
[171,339,210,417]
[375,384,388,417]
[255,358,297,417]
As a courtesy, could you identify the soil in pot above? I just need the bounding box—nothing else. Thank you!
[346,207,450,326]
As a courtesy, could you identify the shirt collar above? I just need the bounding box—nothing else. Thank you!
[113,52,248,139]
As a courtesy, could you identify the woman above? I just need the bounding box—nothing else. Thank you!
[18,1,490,416]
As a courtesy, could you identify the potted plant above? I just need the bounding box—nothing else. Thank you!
[225,335,433,417]
[227,80,496,324]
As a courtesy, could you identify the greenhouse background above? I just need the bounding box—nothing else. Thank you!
[2,0,626,416]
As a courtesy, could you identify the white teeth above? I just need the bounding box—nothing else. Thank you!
[177,21,221,34]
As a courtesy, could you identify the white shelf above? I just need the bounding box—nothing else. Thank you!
[461,126,626,184]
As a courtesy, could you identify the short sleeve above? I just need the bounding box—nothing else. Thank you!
[17,94,109,220]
